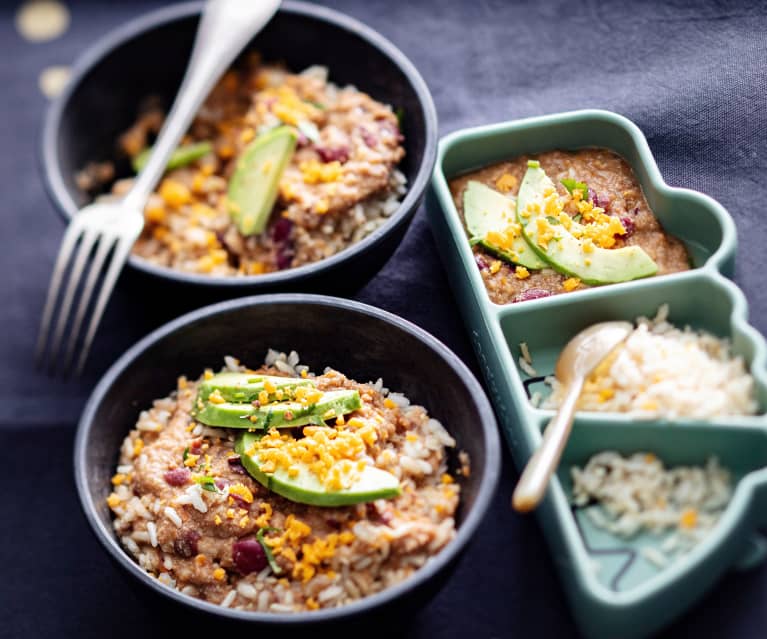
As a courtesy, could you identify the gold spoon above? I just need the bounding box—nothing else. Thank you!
[512,321,634,513]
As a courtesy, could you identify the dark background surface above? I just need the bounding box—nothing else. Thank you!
[3,0,767,637]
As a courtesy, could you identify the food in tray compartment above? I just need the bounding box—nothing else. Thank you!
[449,149,690,304]
[542,305,758,418]
[77,57,406,276]
[571,451,732,566]
[107,350,463,612]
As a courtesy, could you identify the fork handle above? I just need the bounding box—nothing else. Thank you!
[122,0,281,211]
[512,378,583,512]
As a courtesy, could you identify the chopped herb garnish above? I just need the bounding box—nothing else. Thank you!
[297,120,320,144]
[395,107,405,128]
[182,447,189,462]
[573,213,583,223]
[560,178,589,201]
[546,215,561,225]
[193,475,218,492]
[308,100,325,110]
[256,527,283,575]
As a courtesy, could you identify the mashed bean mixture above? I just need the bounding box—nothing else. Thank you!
[450,149,690,304]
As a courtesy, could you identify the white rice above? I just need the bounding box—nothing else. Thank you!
[164,506,183,527]
[572,451,732,562]
[518,356,537,377]
[543,305,758,419]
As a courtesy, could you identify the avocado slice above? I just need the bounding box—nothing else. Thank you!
[235,431,400,506]
[195,389,362,429]
[132,141,213,173]
[464,181,546,270]
[517,161,657,285]
[227,126,298,236]
[197,372,314,404]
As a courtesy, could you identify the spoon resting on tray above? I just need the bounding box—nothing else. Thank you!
[512,320,634,513]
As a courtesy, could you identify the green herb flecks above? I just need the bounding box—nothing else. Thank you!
[560,178,589,201]
[395,107,405,129]
[193,475,218,492]
[256,527,283,575]
[132,141,212,174]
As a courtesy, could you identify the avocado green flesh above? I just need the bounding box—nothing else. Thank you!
[228,126,298,236]
[464,181,546,270]
[197,372,314,403]
[132,141,213,173]
[517,163,657,285]
[195,389,362,429]
[235,432,401,507]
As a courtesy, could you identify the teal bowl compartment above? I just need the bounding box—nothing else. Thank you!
[426,109,767,638]
[497,271,767,416]
[438,110,735,274]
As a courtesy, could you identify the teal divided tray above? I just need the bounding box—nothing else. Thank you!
[425,110,767,638]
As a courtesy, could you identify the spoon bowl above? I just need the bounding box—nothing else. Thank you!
[512,320,634,512]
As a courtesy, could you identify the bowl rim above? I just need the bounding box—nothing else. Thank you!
[42,0,438,289]
[74,293,501,623]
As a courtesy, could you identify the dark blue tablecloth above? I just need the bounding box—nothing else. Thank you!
[3,1,767,637]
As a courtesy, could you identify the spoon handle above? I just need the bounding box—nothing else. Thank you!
[512,379,583,512]
[123,0,281,211]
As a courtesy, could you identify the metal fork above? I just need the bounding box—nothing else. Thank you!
[36,0,281,376]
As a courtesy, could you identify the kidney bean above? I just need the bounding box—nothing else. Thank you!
[232,539,267,574]
[163,468,191,487]
[227,456,247,475]
[513,288,553,303]
[173,529,200,558]
[271,218,293,243]
[316,146,350,163]
[474,253,489,270]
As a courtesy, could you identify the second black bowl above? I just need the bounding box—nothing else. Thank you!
[43,1,438,294]
[75,294,500,627]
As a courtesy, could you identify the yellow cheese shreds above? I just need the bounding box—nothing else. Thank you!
[254,502,273,528]
[207,389,225,404]
[263,379,277,394]
[384,398,397,409]
[679,508,698,529]
[213,567,226,581]
[111,473,127,486]
[514,266,530,280]
[495,173,518,193]
[107,493,121,508]
[184,454,200,468]
[597,387,615,402]
[489,260,502,275]
[300,159,342,184]
[314,199,330,214]
[563,277,581,292]
[252,425,369,491]
[145,202,166,224]
[305,597,320,610]
[543,192,564,217]
[441,473,454,484]
[159,179,191,208]
[258,390,269,405]
[214,515,222,526]
[535,217,557,250]
[228,483,254,504]
[204,369,214,380]
[485,224,520,250]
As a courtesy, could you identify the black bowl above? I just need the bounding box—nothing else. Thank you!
[43,1,437,294]
[74,294,500,626]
